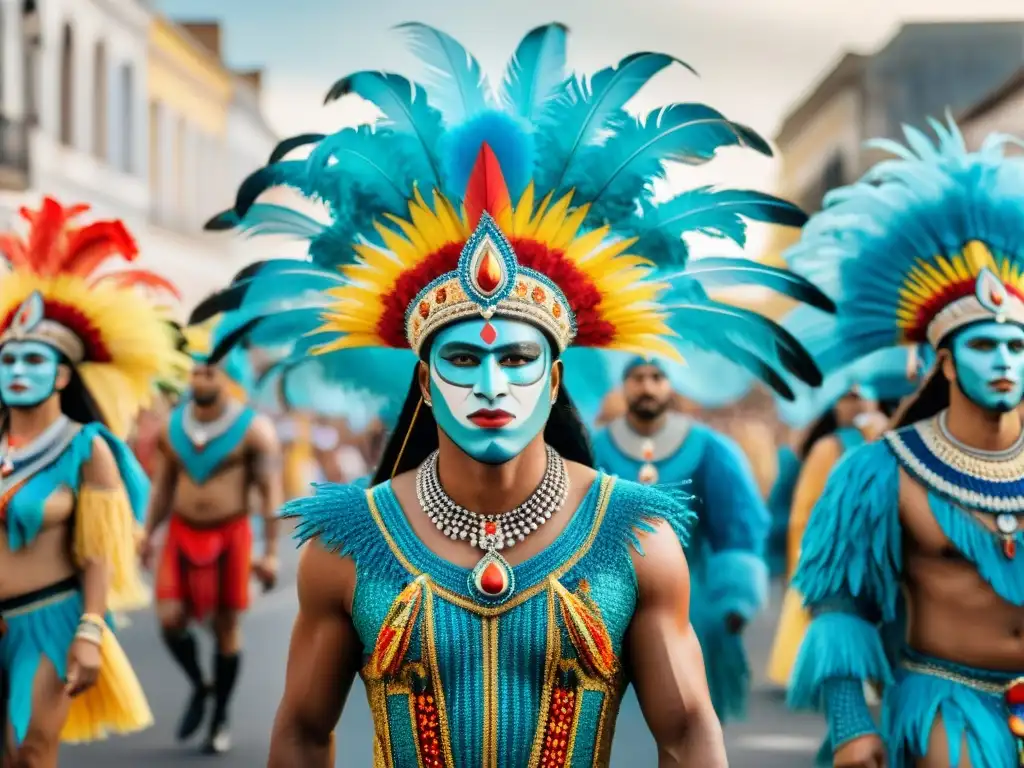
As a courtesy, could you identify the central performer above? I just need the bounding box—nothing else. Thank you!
[202,22,830,767]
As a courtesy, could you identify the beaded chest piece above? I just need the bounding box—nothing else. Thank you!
[885,412,1024,557]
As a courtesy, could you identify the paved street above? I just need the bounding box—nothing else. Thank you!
[66,549,823,767]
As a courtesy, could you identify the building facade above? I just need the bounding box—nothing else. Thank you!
[0,6,278,316]
[960,67,1024,150]
[0,0,150,227]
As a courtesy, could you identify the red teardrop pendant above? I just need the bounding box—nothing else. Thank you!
[1003,537,1016,559]
[475,248,502,295]
[479,562,506,595]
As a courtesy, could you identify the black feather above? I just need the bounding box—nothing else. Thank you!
[208,316,264,365]
[204,210,240,231]
[268,133,326,164]
[189,288,247,326]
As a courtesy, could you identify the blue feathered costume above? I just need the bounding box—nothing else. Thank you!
[194,21,837,764]
[591,353,769,724]
[784,119,1024,768]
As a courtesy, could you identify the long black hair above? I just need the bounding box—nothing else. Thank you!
[371,364,595,485]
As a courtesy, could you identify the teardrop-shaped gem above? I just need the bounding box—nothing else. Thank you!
[473,243,504,296]
[638,463,658,485]
[469,549,514,601]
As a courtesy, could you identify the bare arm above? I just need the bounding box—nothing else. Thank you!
[249,415,284,558]
[629,521,727,768]
[143,424,178,537]
[268,542,362,767]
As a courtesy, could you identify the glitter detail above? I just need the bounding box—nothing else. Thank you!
[532,286,546,304]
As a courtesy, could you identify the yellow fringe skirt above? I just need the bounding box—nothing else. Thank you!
[766,585,811,687]
[0,578,152,745]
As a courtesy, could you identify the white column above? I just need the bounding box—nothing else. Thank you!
[1,0,25,119]
[74,25,94,155]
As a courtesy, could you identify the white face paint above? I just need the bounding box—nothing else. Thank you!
[430,365,547,429]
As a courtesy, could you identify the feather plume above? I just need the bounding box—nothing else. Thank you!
[463,144,513,228]
[394,22,491,123]
[233,160,317,219]
[268,133,326,164]
[668,258,835,312]
[784,116,1024,360]
[536,52,692,194]
[499,23,568,122]
[204,210,239,231]
[323,72,444,188]
[568,104,774,222]
[438,110,535,200]
[226,204,327,241]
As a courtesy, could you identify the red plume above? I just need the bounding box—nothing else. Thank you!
[463,143,512,230]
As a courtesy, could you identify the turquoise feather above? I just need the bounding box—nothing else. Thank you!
[393,22,491,123]
[499,23,568,122]
[536,52,690,194]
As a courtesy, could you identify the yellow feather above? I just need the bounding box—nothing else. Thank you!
[534,192,574,242]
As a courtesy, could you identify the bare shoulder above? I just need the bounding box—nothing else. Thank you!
[630,518,690,602]
[804,433,841,467]
[297,538,357,615]
[81,434,119,488]
[246,413,280,452]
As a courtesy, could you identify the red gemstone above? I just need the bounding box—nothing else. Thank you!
[484,521,497,535]
[993,291,1005,306]
[1004,537,1016,559]
[479,322,497,345]
[475,249,502,294]
[1007,679,1024,706]
[479,562,506,595]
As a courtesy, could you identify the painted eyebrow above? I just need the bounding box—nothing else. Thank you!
[438,341,543,356]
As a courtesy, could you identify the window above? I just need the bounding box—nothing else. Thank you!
[119,63,133,172]
[148,100,160,202]
[93,41,107,159]
[59,23,74,146]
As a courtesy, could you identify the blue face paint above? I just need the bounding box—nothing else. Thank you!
[428,318,554,464]
[951,321,1024,412]
[0,340,61,408]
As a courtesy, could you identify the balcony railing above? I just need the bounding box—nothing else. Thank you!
[0,116,30,190]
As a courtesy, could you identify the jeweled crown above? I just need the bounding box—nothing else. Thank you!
[406,214,575,354]
[0,291,86,362]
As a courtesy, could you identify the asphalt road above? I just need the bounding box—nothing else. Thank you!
[64,548,823,767]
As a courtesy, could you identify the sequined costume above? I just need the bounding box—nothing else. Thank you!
[591,356,769,723]
[784,121,1024,767]
[0,198,183,746]
[202,21,830,764]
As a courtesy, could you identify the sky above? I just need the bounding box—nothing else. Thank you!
[157,0,1024,258]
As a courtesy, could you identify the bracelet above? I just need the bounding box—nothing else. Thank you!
[80,613,106,629]
[75,622,103,646]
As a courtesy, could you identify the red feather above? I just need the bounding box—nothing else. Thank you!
[61,221,140,276]
[463,144,512,230]
[91,270,181,300]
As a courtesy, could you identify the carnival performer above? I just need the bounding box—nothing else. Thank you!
[198,22,832,766]
[138,315,282,755]
[0,198,182,764]
[591,356,770,724]
[786,119,1024,768]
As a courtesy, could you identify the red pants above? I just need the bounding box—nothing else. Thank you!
[156,514,252,620]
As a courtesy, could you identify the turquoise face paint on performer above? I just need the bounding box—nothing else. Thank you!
[951,321,1024,412]
[428,318,554,464]
[0,341,61,407]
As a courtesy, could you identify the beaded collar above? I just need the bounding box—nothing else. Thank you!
[607,413,693,463]
[885,411,1024,514]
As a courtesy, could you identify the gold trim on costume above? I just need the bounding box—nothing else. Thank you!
[422,585,456,768]
[527,584,563,767]
[364,474,616,617]
[481,616,499,768]
[901,658,1013,695]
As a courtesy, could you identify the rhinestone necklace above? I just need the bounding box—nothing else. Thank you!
[415,445,570,602]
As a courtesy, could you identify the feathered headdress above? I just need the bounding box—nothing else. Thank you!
[178,310,255,401]
[785,117,1024,361]
[0,197,184,436]
[201,22,832,399]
